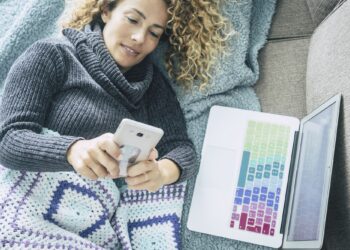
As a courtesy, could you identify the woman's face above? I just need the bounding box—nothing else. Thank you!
[101,0,168,72]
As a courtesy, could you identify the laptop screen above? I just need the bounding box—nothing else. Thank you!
[286,102,337,242]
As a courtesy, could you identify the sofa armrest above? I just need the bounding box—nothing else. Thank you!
[306,1,350,249]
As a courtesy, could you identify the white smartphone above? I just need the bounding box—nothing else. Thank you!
[113,119,164,177]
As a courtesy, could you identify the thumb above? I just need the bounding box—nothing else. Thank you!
[148,148,158,161]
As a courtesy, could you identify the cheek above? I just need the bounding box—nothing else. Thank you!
[144,41,160,55]
[103,20,126,43]
[103,25,116,47]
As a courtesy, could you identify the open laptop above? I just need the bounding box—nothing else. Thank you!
[187,93,341,249]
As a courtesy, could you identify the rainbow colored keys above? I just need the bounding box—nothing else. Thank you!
[230,121,290,236]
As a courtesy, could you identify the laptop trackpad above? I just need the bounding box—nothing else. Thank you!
[198,145,237,188]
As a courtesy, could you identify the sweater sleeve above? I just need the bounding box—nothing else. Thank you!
[0,41,83,172]
[146,70,197,183]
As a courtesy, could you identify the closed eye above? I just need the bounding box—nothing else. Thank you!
[127,17,138,24]
[150,31,160,38]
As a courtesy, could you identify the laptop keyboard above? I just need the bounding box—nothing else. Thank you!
[230,120,291,236]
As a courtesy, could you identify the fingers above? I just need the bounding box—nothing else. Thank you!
[86,157,109,178]
[127,160,156,178]
[74,159,99,180]
[68,133,121,180]
[126,171,160,192]
[81,168,99,180]
[126,161,162,192]
[97,133,121,161]
[126,170,153,186]
[128,181,159,193]
[148,148,158,161]
[89,147,119,178]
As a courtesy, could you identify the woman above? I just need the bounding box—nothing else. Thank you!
[0,0,230,248]
[0,0,229,190]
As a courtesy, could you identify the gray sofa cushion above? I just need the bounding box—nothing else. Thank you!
[306,0,340,26]
[268,0,315,39]
[306,1,350,249]
[255,38,309,119]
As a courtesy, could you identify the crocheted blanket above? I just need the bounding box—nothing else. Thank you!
[0,167,186,250]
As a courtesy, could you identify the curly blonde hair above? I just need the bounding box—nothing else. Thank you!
[61,0,232,90]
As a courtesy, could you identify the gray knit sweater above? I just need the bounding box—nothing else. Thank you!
[0,28,196,183]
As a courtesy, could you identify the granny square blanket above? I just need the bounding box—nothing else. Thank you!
[0,166,186,250]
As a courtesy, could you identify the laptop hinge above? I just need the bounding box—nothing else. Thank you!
[280,130,300,235]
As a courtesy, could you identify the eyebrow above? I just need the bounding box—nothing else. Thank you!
[131,8,165,30]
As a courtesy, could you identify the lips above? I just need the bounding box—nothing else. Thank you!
[121,44,140,56]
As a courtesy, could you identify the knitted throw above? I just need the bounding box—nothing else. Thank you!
[0,165,186,250]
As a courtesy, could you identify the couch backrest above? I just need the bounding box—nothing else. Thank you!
[306,1,350,249]
[306,0,343,27]
[254,0,315,119]
[268,0,315,40]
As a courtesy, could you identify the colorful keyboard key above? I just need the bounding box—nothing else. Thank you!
[236,188,244,197]
[273,162,279,169]
[272,169,279,176]
[234,198,242,205]
[248,175,254,181]
[258,203,265,210]
[238,151,250,188]
[264,216,271,223]
[246,226,262,233]
[265,164,271,171]
[267,200,274,207]
[243,197,251,204]
[266,207,272,215]
[249,211,256,218]
[248,218,255,225]
[250,203,257,210]
[260,194,267,201]
[263,223,270,235]
[239,213,248,230]
[242,205,249,212]
[275,196,280,203]
[256,218,263,226]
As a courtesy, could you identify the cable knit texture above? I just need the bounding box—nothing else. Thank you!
[0,28,196,183]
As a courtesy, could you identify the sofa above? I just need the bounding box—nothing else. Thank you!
[254,0,350,249]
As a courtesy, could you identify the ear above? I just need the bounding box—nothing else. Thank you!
[101,7,111,23]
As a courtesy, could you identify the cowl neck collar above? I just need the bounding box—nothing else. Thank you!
[62,28,153,110]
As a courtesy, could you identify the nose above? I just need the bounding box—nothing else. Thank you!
[131,29,146,44]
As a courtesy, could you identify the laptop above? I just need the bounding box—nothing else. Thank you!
[187,93,341,249]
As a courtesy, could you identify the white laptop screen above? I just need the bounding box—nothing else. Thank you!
[286,102,337,241]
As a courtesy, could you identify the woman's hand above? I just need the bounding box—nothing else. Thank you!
[67,133,121,180]
[125,149,181,192]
